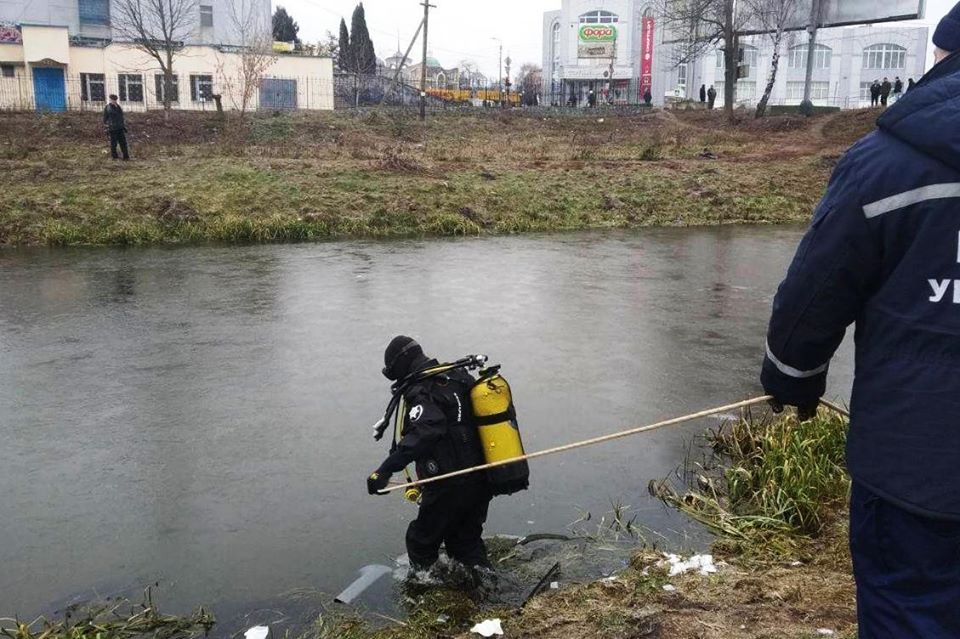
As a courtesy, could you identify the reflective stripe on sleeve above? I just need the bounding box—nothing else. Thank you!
[765,341,828,379]
[863,183,960,219]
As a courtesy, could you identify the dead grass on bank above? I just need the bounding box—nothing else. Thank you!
[0,109,877,246]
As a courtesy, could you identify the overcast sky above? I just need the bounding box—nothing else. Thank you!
[272,0,955,76]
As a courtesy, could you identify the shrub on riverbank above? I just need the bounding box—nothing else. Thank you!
[0,109,875,247]
[650,409,849,555]
[0,589,214,639]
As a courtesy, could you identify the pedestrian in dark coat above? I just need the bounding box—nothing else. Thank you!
[761,3,960,635]
[587,89,597,107]
[907,77,916,91]
[103,95,129,160]
[870,80,881,107]
[706,85,716,110]
[643,88,652,106]
[880,77,892,106]
[699,84,706,103]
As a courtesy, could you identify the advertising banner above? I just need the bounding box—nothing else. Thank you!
[579,42,615,58]
[744,0,924,33]
[639,17,654,99]
[579,24,617,42]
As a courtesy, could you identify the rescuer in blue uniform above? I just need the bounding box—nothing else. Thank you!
[761,4,960,636]
[367,336,493,572]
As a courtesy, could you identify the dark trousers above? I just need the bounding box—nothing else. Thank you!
[850,482,960,638]
[109,129,129,160]
[880,95,889,107]
[406,480,492,570]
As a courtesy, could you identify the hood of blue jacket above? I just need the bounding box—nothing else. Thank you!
[877,52,960,173]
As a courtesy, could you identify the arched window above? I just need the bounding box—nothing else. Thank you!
[579,10,619,23]
[716,45,758,70]
[863,44,906,69]
[436,72,446,87]
[788,44,832,70]
[551,22,561,79]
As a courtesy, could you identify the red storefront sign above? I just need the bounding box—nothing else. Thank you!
[639,17,655,99]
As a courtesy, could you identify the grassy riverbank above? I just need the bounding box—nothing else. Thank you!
[0,107,877,246]
[313,408,855,639]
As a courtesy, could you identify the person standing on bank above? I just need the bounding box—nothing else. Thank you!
[880,77,892,106]
[367,337,495,572]
[103,95,129,161]
[870,79,881,106]
[893,76,903,102]
[760,3,960,636]
[706,85,716,110]
[699,83,706,103]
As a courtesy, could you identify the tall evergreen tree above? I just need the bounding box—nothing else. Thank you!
[272,6,300,43]
[350,3,377,75]
[338,18,351,72]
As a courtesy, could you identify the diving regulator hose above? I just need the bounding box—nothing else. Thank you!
[370,354,490,503]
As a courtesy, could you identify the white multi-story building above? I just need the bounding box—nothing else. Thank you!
[690,26,928,109]
[542,1,928,109]
[0,0,333,111]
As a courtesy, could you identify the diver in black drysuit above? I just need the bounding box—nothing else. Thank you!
[367,336,494,571]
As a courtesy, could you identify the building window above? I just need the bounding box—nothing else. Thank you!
[80,73,105,101]
[200,5,214,27]
[863,44,906,70]
[190,74,214,101]
[677,62,687,92]
[716,46,758,70]
[154,74,179,103]
[551,22,560,80]
[788,44,832,70]
[579,10,619,23]
[1,64,14,78]
[118,74,144,102]
[786,80,829,101]
[79,0,110,25]
[715,81,757,104]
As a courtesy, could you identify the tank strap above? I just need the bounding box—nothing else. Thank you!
[474,405,516,427]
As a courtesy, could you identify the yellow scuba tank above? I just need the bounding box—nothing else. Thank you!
[471,368,530,495]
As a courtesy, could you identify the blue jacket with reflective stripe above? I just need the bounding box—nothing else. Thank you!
[762,52,960,519]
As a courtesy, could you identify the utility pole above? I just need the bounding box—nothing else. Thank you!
[800,0,822,116]
[504,55,511,109]
[498,42,503,107]
[419,0,435,120]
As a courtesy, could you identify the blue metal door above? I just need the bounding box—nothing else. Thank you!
[33,67,66,112]
[260,79,297,110]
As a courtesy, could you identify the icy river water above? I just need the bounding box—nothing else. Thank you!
[0,227,854,625]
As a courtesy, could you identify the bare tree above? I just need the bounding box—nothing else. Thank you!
[746,0,800,118]
[114,0,198,120]
[516,64,542,106]
[655,0,757,121]
[220,0,276,117]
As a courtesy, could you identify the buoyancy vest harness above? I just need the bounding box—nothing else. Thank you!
[373,355,530,500]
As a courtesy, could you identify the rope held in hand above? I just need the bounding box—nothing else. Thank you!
[379,396,851,494]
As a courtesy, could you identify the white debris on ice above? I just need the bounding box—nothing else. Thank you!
[662,584,677,592]
[550,581,560,589]
[816,630,835,636]
[662,553,718,576]
[470,618,504,637]
[244,627,269,639]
